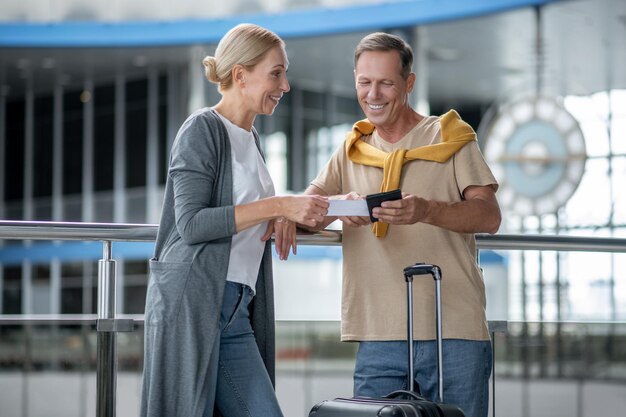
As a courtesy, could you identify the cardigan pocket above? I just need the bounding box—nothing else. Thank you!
[145,259,193,326]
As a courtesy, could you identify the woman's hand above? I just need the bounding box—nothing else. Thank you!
[262,217,297,260]
[280,195,329,228]
[261,195,328,260]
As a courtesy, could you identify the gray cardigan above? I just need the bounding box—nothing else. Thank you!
[140,108,275,417]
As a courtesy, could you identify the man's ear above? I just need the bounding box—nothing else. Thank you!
[406,72,416,94]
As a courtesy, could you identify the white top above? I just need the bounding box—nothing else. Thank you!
[215,110,275,292]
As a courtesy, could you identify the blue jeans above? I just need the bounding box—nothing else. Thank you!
[354,339,492,417]
[204,281,284,417]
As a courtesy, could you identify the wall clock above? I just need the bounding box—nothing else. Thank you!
[482,97,587,216]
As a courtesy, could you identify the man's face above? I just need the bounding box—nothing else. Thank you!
[354,50,415,129]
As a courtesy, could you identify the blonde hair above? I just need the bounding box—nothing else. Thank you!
[202,23,285,92]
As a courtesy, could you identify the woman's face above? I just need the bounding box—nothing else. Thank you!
[241,46,290,116]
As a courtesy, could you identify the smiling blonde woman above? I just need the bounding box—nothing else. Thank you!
[140,23,328,417]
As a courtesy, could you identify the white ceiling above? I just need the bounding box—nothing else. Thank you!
[285,0,626,107]
[1,0,625,110]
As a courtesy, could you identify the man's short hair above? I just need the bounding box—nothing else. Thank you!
[354,32,413,79]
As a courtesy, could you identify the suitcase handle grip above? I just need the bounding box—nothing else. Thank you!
[385,390,427,401]
[403,263,441,281]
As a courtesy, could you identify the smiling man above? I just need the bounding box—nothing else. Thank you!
[304,32,502,417]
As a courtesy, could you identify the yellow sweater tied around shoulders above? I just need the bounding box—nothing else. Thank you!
[345,110,477,237]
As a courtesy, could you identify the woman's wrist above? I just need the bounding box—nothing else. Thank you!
[272,195,292,219]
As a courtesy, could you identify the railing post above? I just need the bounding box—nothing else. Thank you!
[97,240,117,417]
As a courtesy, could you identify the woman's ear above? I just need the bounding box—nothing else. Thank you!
[232,65,246,87]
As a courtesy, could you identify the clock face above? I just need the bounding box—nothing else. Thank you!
[483,97,587,216]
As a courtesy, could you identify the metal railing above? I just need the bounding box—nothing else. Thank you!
[1,220,626,417]
[0,221,342,417]
[3,220,626,251]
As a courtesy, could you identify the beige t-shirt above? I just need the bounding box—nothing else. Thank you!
[311,115,498,342]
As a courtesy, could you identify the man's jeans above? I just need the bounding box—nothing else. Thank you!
[204,281,284,417]
[354,339,492,417]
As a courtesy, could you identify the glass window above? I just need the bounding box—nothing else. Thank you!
[610,90,626,116]
[2,266,22,314]
[62,89,83,196]
[4,100,25,204]
[614,250,626,320]
[33,95,53,199]
[158,74,168,186]
[126,78,148,188]
[306,123,352,184]
[521,250,541,321]
[32,264,51,314]
[86,261,98,315]
[123,260,148,314]
[613,156,626,224]
[611,113,626,155]
[61,262,84,314]
[264,132,288,194]
[539,251,558,321]
[336,95,360,117]
[94,84,115,192]
[93,191,114,222]
[302,90,324,111]
[304,118,326,184]
[565,94,610,158]
[564,249,614,321]
[126,189,146,223]
[33,199,53,221]
[562,158,611,227]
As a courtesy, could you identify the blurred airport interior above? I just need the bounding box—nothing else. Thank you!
[1,0,625,416]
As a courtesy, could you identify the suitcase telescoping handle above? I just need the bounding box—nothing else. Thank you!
[403,263,444,403]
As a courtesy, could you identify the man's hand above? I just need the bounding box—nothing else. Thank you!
[371,193,426,225]
[337,192,371,227]
[371,185,501,234]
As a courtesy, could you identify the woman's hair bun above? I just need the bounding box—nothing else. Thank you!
[202,56,220,83]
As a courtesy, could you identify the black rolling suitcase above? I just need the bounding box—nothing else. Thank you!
[308,263,466,417]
